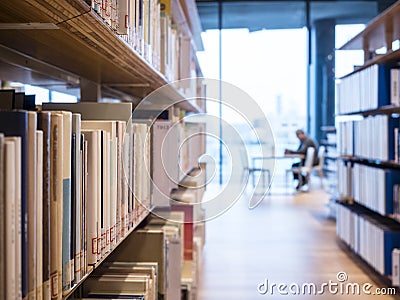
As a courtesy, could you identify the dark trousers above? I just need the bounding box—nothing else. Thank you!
[292,162,306,183]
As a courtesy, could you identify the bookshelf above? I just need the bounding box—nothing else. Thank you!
[0,0,207,299]
[336,0,400,286]
[0,0,205,112]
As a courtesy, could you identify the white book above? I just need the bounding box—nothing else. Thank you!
[81,130,101,265]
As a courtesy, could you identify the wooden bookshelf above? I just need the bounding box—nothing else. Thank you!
[339,1,400,61]
[0,0,204,113]
[336,2,400,283]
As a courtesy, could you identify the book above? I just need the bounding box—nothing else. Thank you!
[37,112,51,300]
[391,68,400,106]
[58,111,73,293]
[27,111,38,300]
[48,112,63,300]
[393,248,400,286]
[36,130,44,300]
[81,129,101,265]
[14,92,25,110]
[0,89,14,110]
[71,114,82,284]
[83,274,150,299]
[4,137,19,300]
[0,111,29,300]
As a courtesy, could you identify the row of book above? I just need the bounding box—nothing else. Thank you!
[336,202,400,276]
[0,93,206,300]
[337,115,399,162]
[336,64,391,114]
[0,105,152,300]
[85,0,194,86]
[352,164,400,216]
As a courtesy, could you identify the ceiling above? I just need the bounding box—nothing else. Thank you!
[195,0,397,31]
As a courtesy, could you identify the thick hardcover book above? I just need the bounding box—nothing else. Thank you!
[37,112,51,300]
[0,111,29,300]
[27,111,37,300]
[36,131,43,300]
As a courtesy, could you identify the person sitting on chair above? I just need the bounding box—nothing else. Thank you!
[284,129,319,189]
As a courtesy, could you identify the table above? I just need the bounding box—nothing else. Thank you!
[250,154,305,193]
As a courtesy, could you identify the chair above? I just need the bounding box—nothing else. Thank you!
[311,146,326,186]
[291,147,315,191]
[240,151,271,188]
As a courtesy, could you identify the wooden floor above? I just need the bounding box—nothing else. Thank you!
[197,179,400,299]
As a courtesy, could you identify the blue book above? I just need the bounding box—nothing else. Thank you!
[0,111,29,299]
[377,64,392,108]
[387,116,399,161]
[384,170,400,215]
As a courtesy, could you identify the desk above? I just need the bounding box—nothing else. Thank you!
[251,154,304,166]
[251,154,305,193]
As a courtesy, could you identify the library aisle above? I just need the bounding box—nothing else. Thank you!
[197,180,397,299]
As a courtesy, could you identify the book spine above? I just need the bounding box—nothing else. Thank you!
[61,112,72,293]
[37,112,51,300]
[83,130,100,265]
[49,113,63,300]
[36,131,43,300]
[72,114,81,285]
[4,139,17,300]
[27,112,37,300]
